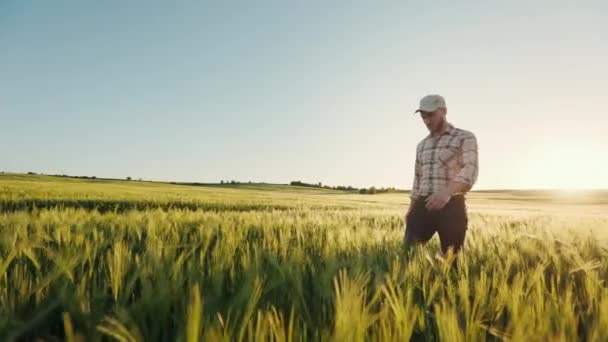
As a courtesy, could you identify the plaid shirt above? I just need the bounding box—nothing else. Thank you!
[411,123,478,199]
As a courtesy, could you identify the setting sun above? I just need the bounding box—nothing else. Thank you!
[518,140,606,190]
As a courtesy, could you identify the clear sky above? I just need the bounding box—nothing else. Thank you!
[2,1,607,190]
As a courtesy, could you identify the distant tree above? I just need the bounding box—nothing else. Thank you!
[369,186,377,194]
[27,172,37,175]
[318,182,322,187]
[359,188,368,194]
[92,176,96,179]
[126,176,132,181]
[220,180,224,184]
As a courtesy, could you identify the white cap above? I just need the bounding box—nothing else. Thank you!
[415,94,446,113]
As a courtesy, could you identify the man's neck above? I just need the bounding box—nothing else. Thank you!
[431,121,449,137]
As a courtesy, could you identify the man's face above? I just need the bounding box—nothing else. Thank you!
[419,108,446,134]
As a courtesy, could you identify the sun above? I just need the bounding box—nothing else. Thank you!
[518,141,606,190]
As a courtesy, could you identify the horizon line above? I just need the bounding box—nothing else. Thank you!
[2,171,607,192]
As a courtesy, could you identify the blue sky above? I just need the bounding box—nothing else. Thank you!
[2,1,607,189]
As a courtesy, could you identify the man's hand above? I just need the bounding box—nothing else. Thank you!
[425,188,451,211]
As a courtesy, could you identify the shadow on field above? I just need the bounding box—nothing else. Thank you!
[0,199,355,213]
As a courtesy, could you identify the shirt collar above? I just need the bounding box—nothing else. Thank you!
[427,123,455,139]
[444,123,455,136]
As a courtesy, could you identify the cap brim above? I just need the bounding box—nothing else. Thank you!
[415,106,441,114]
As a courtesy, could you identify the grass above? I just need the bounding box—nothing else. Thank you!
[1,173,607,341]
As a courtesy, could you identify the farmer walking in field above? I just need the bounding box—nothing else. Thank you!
[405,94,479,256]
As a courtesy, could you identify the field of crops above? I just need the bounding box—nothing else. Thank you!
[1,174,608,341]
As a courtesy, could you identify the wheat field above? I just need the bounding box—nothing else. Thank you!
[1,174,607,341]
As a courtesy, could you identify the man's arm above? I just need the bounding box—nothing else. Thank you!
[410,151,421,199]
[445,180,471,196]
[452,133,478,191]
[408,149,422,212]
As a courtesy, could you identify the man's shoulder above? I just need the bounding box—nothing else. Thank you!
[452,127,476,140]
[415,137,428,151]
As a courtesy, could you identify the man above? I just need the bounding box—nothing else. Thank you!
[405,94,478,256]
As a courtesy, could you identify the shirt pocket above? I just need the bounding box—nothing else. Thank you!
[437,145,459,167]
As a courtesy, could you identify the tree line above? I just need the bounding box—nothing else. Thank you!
[289,181,398,194]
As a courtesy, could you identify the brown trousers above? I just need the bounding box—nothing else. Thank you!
[404,194,468,254]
